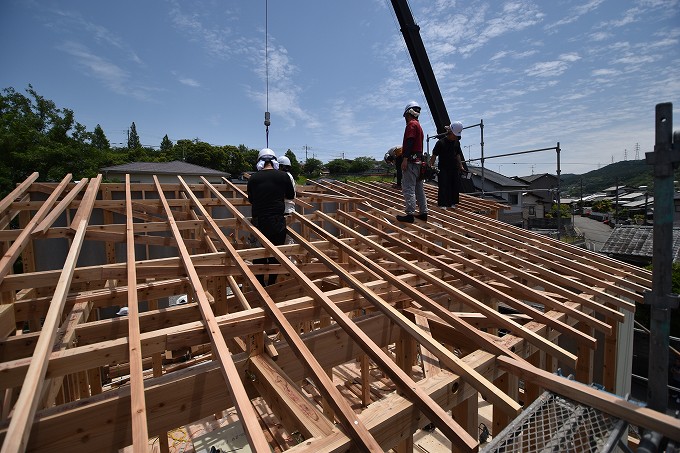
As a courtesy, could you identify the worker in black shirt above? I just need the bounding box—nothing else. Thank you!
[429,121,465,209]
[246,148,295,286]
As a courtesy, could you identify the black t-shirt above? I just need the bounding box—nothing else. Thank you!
[247,169,295,217]
[432,138,462,170]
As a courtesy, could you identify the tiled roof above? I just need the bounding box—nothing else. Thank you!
[101,160,229,176]
[600,225,680,262]
[468,166,528,188]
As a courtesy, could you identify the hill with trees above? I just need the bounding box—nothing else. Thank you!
[560,159,680,198]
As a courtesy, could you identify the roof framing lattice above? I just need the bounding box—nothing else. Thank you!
[0,172,676,453]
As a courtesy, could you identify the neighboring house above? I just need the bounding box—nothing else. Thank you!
[100,160,230,184]
[623,197,653,219]
[466,165,528,225]
[515,173,562,228]
[517,173,560,202]
[601,225,680,265]
[603,185,631,198]
[521,192,546,227]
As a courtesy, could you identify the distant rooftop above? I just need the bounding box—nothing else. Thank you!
[600,225,680,263]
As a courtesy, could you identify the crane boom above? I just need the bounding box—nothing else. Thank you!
[390,0,451,134]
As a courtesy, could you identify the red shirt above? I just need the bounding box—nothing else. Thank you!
[402,118,424,159]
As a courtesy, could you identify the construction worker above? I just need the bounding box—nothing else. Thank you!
[246,148,295,286]
[278,155,296,215]
[385,146,403,189]
[397,101,428,223]
[430,121,465,209]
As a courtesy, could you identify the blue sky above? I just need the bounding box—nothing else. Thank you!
[1,0,678,176]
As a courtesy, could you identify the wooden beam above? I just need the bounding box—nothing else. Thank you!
[40,301,93,408]
[0,173,39,214]
[0,175,100,453]
[247,352,335,439]
[0,306,14,339]
[0,174,72,283]
[31,179,88,236]
[153,175,271,452]
[125,175,150,450]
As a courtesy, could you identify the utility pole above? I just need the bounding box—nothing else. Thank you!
[302,144,312,162]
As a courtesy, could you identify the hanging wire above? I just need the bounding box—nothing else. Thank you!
[264,0,271,147]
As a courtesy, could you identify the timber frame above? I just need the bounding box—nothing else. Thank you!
[0,173,673,452]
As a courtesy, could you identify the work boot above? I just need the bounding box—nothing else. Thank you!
[396,214,414,223]
[415,213,428,222]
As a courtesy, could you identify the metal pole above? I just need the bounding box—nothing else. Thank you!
[644,102,679,414]
[556,142,561,240]
[615,178,619,225]
[480,119,485,195]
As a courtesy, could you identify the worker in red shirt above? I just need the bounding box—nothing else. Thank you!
[397,101,428,223]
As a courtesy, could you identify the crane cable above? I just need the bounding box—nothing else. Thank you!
[264,0,271,148]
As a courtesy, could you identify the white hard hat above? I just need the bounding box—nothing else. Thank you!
[403,101,421,117]
[449,121,463,137]
[257,148,277,161]
[278,156,291,166]
[116,307,129,316]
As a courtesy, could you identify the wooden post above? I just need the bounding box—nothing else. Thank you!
[452,391,478,453]
[576,323,594,384]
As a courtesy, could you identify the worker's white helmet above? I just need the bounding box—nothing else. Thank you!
[449,121,463,137]
[257,148,277,162]
[403,101,421,118]
[278,156,291,166]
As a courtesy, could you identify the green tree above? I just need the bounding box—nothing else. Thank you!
[92,124,110,150]
[545,203,571,219]
[326,158,351,174]
[160,134,173,153]
[0,85,105,195]
[592,199,612,213]
[188,141,224,169]
[127,122,141,149]
[243,145,260,173]
[284,149,301,180]
[349,156,376,173]
[303,157,324,178]
[223,144,257,177]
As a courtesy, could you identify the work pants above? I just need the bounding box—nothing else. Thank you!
[402,162,428,215]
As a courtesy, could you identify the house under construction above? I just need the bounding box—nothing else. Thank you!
[0,172,678,452]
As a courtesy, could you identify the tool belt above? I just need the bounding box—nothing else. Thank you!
[418,162,439,181]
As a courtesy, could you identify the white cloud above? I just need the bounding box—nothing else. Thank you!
[525,60,569,77]
[559,53,581,62]
[58,41,160,101]
[179,78,200,87]
[545,0,606,30]
[592,68,618,76]
[53,9,143,66]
